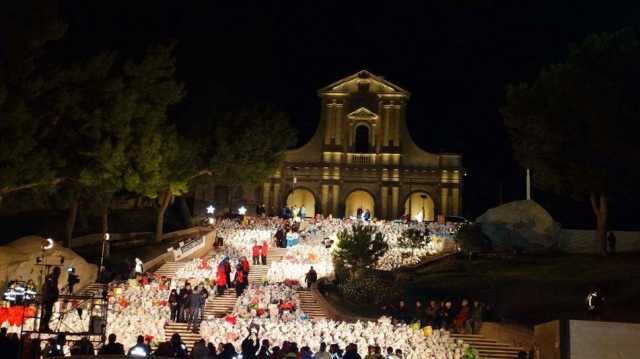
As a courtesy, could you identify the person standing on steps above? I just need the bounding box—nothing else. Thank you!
[252,241,262,265]
[305,266,318,289]
[261,240,268,265]
[39,267,60,332]
[216,263,227,295]
[235,264,247,297]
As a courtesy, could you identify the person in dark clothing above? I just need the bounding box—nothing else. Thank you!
[607,232,616,253]
[128,335,150,357]
[40,267,61,332]
[275,227,286,248]
[424,300,438,327]
[343,343,361,359]
[187,286,204,333]
[169,289,179,322]
[224,259,232,289]
[70,337,94,355]
[434,301,453,329]
[234,264,247,297]
[219,343,237,359]
[7,333,19,359]
[413,300,426,327]
[393,300,411,324]
[241,332,260,359]
[207,342,217,359]
[305,266,318,289]
[178,283,192,322]
[170,333,188,359]
[256,339,270,359]
[99,334,125,355]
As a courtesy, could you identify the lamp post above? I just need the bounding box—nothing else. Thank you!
[99,233,109,282]
[206,205,216,225]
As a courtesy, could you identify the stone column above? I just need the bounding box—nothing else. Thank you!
[383,104,391,147]
[393,104,401,147]
[332,185,340,217]
[321,184,330,216]
[262,182,271,214]
[380,186,388,219]
[451,187,460,216]
[273,183,281,211]
[324,102,334,144]
[391,187,399,219]
[335,103,343,145]
[440,187,449,216]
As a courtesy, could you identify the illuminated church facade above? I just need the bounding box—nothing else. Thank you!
[261,70,464,220]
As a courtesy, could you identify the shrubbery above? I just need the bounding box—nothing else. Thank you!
[338,271,400,305]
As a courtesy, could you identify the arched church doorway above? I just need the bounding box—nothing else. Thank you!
[354,125,370,153]
[404,191,435,221]
[345,190,375,218]
[286,188,316,218]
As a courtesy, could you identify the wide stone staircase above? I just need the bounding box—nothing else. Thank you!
[449,333,525,359]
[154,259,186,278]
[297,290,330,319]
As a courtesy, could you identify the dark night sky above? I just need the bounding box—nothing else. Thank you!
[53,0,640,228]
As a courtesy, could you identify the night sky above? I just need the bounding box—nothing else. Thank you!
[53,0,640,228]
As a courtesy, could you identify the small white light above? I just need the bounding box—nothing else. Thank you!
[208,217,214,225]
[206,205,215,214]
[104,233,110,241]
[238,206,247,215]
[43,238,54,250]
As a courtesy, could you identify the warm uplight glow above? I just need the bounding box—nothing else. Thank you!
[208,217,214,225]
[104,233,110,241]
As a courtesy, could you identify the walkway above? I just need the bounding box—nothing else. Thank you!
[449,333,524,359]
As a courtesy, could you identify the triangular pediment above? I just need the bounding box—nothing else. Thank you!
[347,107,379,120]
[318,70,410,97]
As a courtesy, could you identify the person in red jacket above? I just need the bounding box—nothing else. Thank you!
[261,240,268,265]
[241,256,250,274]
[252,240,261,265]
[216,265,227,295]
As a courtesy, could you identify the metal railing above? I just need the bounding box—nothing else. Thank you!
[348,153,375,165]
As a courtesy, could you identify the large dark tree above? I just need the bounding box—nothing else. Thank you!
[0,0,67,198]
[502,28,640,255]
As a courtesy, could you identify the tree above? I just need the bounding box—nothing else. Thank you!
[501,28,640,255]
[0,0,67,198]
[333,224,389,277]
[398,224,431,256]
[206,105,297,186]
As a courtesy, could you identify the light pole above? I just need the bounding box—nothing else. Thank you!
[99,233,110,282]
[206,205,215,225]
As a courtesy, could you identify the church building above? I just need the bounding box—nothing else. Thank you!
[261,70,464,220]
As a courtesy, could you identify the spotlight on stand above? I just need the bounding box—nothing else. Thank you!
[238,206,247,216]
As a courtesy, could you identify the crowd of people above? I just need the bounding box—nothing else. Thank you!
[383,299,487,334]
[0,215,474,358]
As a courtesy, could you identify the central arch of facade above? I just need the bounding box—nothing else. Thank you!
[404,191,436,221]
[286,187,316,218]
[344,189,375,218]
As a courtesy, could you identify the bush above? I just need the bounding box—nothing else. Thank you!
[338,271,400,306]
[455,223,488,256]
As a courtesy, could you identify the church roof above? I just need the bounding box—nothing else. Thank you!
[318,70,410,97]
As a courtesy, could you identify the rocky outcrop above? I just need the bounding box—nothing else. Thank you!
[0,236,97,290]
[476,200,561,252]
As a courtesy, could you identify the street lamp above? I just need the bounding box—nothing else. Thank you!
[99,233,110,282]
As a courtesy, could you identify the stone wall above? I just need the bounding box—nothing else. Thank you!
[559,229,640,253]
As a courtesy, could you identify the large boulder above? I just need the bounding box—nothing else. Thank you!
[476,200,561,252]
[0,236,97,290]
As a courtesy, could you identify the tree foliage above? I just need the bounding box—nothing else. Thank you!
[333,224,389,276]
[0,0,67,197]
[501,28,640,254]
[206,105,297,186]
[398,225,431,255]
